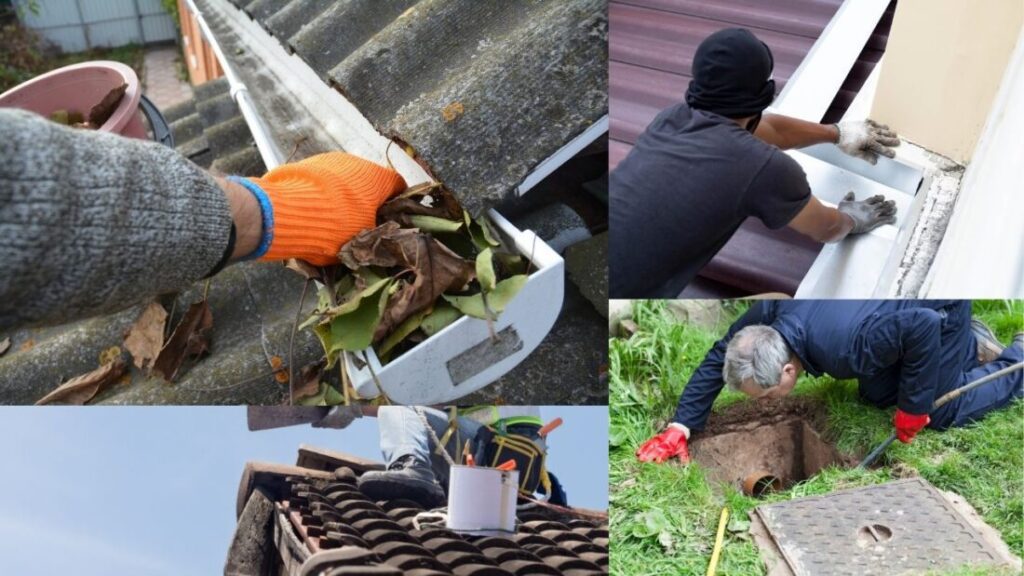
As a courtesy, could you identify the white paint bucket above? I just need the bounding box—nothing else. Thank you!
[446,465,519,535]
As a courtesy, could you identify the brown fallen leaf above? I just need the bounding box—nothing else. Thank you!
[19,338,35,352]
[35,359,127,405]
[284,258,323,281]
[377,185,462,227]
[152,300,213,382]
[0,337,9,357]
[88,82,127,127]
[339,222,475,341]
[293,362,324,402]
[123,302,168,370]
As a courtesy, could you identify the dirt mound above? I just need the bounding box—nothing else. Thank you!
[698,396,829,438]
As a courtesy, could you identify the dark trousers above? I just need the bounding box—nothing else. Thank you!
[858,301,1022,429]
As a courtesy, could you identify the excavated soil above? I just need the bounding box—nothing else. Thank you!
[690,397,856,492]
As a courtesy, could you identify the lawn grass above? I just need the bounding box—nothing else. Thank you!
[610,300,1023,575]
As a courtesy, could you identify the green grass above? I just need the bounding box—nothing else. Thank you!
[610,300,1024,575]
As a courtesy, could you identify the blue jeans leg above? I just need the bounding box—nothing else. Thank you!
[377,407,483,487]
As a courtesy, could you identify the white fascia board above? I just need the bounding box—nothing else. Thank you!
[922,28,1024,298]
[769,0,890,122]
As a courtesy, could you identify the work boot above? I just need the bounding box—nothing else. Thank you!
[358,455,445,509]
[971,319,1005,364]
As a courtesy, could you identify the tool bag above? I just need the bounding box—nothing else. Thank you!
[471,424,551,497]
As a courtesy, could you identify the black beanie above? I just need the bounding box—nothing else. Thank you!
[685,28,776,118]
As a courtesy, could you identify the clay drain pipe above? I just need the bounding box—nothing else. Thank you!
[742,471,782,497]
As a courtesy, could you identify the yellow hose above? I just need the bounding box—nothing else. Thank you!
[706,507,729,576]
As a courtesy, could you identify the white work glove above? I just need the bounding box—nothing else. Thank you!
[313,406,362,429]
[835,119,900,165]
[838,192,897,234]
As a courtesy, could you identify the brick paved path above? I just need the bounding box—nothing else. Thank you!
[142,46,193,111]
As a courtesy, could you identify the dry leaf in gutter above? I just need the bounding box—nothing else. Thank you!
[339,222,475,341]
[284,258,324,282]
[0,337,9,357]
[293,362,324,403]
[123,302,168,370]
[35,359,127,405]
[152,300,213,382]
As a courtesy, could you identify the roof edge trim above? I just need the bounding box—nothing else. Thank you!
[183,0,285,168]
[516,116,608,196]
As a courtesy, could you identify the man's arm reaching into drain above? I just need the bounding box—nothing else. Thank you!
[636,302,774,465]
[0,108,404,331]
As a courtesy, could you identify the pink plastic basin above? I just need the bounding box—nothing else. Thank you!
[0,60,146,139]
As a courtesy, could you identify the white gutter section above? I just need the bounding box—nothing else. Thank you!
[922,27,1024,297]
[516,115,608,195]
[188,0,566,402]
[183,0,284,169]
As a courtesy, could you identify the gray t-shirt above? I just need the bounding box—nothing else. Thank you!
[609,103,811,297]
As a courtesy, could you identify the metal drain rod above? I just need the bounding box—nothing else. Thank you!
[858,362,1024,469]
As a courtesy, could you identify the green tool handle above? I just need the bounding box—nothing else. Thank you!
[857,362,1023,469]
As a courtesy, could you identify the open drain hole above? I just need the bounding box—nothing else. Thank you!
[857,524,893,547]
[690,416,848,495]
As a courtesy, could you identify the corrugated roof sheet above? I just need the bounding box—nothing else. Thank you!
[225,0,608,216]
[609,0,894,295]
[228,446,609,575]
[0,79,309,405]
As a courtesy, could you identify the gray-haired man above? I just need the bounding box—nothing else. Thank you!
[636,301,1023,464]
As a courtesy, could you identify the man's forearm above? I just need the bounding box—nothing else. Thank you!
[755,113,839,150]
[0,108,232,330]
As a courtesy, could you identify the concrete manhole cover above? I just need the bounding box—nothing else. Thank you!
[752,478,1016,575]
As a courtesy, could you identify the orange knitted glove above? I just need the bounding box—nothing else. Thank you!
[232,152,406,265]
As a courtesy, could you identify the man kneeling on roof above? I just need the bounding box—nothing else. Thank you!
[315,406,566,509]
[636,300,1024,465]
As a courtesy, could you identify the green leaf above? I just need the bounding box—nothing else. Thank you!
[409,215,463,233]
[298,313,322,331]
[314,278,394,366]
[377,308,430,360]
[324,276,391,318]
[442,275,527,319]
[420,303,462,337]
[631,509,671,538]
[323,383,344,405]
[475,248,496,292]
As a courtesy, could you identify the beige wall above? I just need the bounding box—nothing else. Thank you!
[871,0,1023,163]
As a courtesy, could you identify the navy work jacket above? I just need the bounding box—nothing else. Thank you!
[672,300,962,431]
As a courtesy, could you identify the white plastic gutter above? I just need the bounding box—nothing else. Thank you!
[183,0,285,169]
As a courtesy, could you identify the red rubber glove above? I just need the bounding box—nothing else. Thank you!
[636,426,690,464]
[894,409,930,444]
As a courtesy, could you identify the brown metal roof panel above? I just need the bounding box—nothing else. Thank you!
[616,0,842,39]
[610,2,821,79]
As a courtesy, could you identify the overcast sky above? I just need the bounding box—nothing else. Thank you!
[0,405,607,575]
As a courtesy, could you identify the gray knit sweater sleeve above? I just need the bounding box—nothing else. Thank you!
[0,108,232,330]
